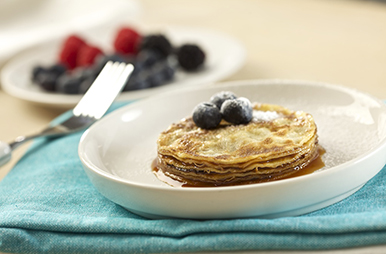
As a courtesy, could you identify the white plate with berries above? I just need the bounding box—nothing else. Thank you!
[79,79,386,219]
[0,25,246,108]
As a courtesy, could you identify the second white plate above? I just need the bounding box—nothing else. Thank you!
[1,26,245,108]
[79,80,386,219]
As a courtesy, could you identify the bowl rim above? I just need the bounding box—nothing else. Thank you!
[78,78,386,192]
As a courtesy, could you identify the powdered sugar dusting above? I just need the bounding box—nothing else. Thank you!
[252,110,280,122]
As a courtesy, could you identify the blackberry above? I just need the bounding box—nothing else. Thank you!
[220,97,253,125]
[210,91,237,109]
[137,34,173,58]
[177,44,205,71]
[192,102,222,129]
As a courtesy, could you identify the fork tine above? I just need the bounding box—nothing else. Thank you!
[92,62,134,119]
[73,61,114,117]
[73,61,134,119]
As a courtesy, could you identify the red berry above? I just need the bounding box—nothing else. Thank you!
[113,27,141,55]
[58,35,86,69]
[76,44,103,67]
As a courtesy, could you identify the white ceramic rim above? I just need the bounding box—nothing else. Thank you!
[78,79,386,193]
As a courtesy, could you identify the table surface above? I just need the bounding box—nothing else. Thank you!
[1,0,386,253]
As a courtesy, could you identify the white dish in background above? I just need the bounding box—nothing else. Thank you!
[0,0,141,66]
[78,80,386,219]
[0,26,246,108]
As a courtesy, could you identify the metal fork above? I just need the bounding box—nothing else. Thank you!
[0,61,134,167]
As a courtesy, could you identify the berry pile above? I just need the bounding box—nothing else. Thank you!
[192,91,253,129]
[31,26,206,94]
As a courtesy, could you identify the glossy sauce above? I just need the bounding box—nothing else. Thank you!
[152,147,326,188]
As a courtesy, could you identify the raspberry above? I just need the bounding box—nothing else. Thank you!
[58,35,86,69]
[113,27,141,55]
[76,44,103,67]
[177,44,205,71]
[137,34,173,58]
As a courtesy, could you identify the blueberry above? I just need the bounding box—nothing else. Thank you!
[35,72,58,92]
[32,63,67,91]
[123,73,151,91]
[192,102,222,129]
[162,63,176,81]
[136,49,163,69]
[75,67,99,81]
[220,97,253,124]
[153,60,176,81]
[94,54,127,73]
[210,91,237,109]
[145,61,176,87]
[147,71,165,87]
[56,74,82,94]
[79,76,95,94]
[48,63,67,76]
[31,65,45,82]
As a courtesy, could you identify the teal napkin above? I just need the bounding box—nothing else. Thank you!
[1,101,386,254]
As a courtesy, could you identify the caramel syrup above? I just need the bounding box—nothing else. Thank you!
[152,147,326,188]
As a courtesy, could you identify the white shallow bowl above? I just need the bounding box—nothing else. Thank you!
[1,26,245,109]
[0,0,141,66]
[79,80,386,219]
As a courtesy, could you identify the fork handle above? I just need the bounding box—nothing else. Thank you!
[0,134,47,167]
[0,141,12,167]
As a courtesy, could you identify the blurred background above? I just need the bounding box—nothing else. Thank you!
[1,0,386,178]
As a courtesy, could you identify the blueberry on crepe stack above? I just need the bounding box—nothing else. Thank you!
[155,91,320,187]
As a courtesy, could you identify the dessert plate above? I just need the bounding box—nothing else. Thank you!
[0,0,141,66]
[78,79,386,219]
[0,26,245,109]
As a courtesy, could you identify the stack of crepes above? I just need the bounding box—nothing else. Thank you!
[156,103,319,187]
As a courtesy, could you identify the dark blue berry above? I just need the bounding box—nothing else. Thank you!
[147,71,165,87]
[220,97,253,124]
[210,91,237,109]
[79,76,95,94]
[32,63,67,91]
[162,63,176,81]
[48,64,67,76]
[56,74,82,94]
[135,49,163,69]
[153,60,176,81]
[31,66,45,82]
[123,73,151,91]
[94,54,127,73]
[192,102,222,129]
[36,72,57,92]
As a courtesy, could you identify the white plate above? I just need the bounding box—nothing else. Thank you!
[78,80,386,219]
[0,26,245,108]
[0,0,141,66]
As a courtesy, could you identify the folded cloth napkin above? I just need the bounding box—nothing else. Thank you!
[1,101,386,254]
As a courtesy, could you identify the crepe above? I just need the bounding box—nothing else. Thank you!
[155,103,320,186]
